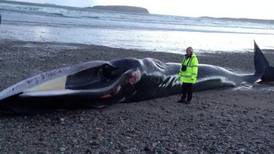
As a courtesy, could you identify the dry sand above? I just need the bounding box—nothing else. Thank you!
[0,40,273,153]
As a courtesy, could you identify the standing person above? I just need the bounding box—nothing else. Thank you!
[178,47,199,104]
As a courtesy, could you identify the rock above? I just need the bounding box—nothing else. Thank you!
[236,148,246,154]
[246,118,254,122]
[85,149,92,154]
[198,113,204,117]
[242,110,248,114]
[89,141,99,149]
[209,122,215,127]
[143,146,151,152]
[125,147,138,153]
[59,118,65,124]
[59,147,66,152]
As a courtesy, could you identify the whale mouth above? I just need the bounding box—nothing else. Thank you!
[64,63,141,99]
[17,63,141,102]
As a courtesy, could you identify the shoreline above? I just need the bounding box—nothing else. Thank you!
[0,40,273,153]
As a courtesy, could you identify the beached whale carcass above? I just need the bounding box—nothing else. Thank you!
[0,42,272,114]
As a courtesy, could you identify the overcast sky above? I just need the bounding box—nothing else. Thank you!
[10,0,274,19]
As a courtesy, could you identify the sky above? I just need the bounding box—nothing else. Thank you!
[8,0,274,20]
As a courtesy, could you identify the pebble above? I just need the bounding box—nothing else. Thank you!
[85,149,92,154]
[89,141,99,149]
[143,146,151,152]
[236,148,246,154]
[59,147,66,152]
[60,118,65,124]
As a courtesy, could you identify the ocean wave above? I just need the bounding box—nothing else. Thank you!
[1,1,274,37]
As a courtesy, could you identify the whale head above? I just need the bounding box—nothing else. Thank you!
[0,58,143,113]
[62,58,143,104]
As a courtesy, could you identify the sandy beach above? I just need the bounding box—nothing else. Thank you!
[0,40,273,153]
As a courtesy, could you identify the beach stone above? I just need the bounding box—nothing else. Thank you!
[59,147,66,152]
[143,146,151,152]
[85,149,92,154]
[236,148,246,154]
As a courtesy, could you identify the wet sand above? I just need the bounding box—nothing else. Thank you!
[0,40,273,153]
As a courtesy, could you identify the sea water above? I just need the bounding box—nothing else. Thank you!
[0,1,274,54]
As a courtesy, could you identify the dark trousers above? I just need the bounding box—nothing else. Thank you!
[181,83,193,101]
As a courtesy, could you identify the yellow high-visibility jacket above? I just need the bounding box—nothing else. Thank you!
[178,53,199,84]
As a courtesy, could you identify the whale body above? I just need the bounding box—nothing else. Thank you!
[0,42,273,113]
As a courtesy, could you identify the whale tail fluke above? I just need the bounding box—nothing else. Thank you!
[254,41,274,82]
[254,41,269,76]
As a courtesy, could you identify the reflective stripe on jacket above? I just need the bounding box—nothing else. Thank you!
[178,53,199,84]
